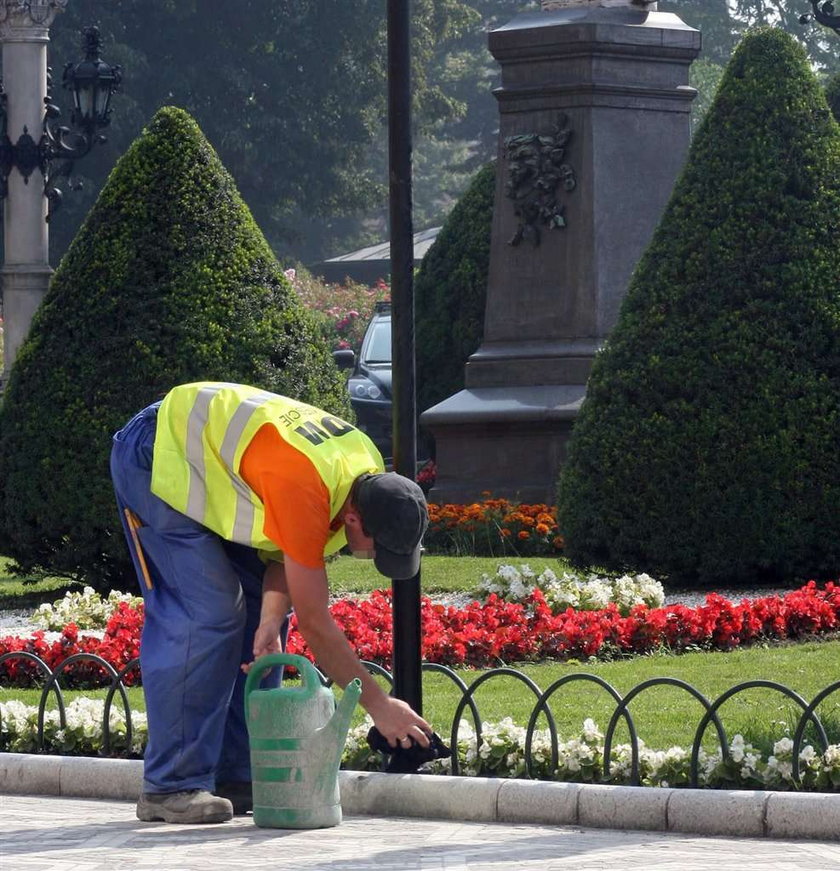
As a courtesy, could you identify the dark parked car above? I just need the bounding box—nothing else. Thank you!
[335,302,393,459]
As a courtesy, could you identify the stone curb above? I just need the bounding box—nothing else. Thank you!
[1,753,838,841]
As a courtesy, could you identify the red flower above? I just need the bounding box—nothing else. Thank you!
[1,581,838,686]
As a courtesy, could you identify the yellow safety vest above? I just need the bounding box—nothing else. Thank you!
[150,382,384,556]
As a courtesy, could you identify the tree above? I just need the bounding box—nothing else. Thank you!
[39,0,839,271]
[556,28,840,588]
[45,0,477,265]
[729,0,840,73]
[0,107,350,590]
[660,0,741,64]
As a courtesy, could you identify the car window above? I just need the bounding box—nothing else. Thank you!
[363,319,392,364]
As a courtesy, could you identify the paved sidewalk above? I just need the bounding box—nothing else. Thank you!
[5,754,840,841]
[2,794,840,871]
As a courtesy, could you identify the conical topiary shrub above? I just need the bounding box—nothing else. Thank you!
[557,28,840,588]
[0,106,351,590]
[415,162,494,418]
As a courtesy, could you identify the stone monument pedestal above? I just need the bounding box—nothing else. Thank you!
[421,3,700,504]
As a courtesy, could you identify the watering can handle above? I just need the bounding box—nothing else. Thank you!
[244,652,322,701]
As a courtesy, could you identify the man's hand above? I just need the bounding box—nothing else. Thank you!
[241,560,291,673]
[253,618,284,659]
[366,694,432,749]
[241,619,284,674]
[242,620,283,674]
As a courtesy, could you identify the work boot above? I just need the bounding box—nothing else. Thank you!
[136,789,233,824]
[215,780,253,815]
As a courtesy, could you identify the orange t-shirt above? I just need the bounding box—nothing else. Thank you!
[239,423,342,569]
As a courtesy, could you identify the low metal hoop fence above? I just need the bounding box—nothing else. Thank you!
[1,651,838,789]
[0,651,141,755]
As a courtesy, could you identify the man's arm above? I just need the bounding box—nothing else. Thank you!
[251,560,293,661]
[282,554,431,748]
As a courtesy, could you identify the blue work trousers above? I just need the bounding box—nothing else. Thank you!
[110,402,284,794]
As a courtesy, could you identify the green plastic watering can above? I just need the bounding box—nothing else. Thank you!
[244,652,362,829]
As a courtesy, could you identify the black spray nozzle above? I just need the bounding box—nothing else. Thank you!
[366,727,452,774]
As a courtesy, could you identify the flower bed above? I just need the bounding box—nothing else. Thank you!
[474,565,665,616]
[346,717,840,792]
[1,582,838,687]
[425,499,565,556]
[31,587,143,632]
[0,698,146,756]
[0,601,142,688]
[288,268,389,351]
[2,700,837,791]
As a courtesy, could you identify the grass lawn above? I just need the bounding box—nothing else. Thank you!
[3,553,839,753]
[4,640,838,753]
[0,558,79,610]
[0,553,545,605]
[327,554,569,595]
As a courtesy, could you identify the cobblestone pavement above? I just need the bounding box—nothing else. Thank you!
[2,795,840,871]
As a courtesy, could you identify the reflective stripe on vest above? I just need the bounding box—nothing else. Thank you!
[151,382,384,551]
[184,385,275,543]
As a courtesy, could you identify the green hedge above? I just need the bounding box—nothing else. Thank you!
[415,162,495,419]
[557,28,840,587]
[0,107,350,591]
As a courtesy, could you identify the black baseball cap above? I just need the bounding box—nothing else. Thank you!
[354,472,429,580]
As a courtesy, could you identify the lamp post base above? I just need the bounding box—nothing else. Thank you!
[1,264,52,379]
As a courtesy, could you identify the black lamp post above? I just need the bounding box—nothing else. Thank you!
[387,0,423,715]
[800,1,840,36]
[0,24,121,216]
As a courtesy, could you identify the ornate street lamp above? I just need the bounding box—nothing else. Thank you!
[62,24,121,130]
[800,1,840,36]
[0,24,121,216]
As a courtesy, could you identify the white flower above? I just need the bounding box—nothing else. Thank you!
[0,699,148,756]
[822,744,840,770]
[799,745,817,765]
[579,579,612,611]
[30,587,142,631]
[472,564,664,616]
[773,737,794,758]
[564,755,582,772]
[582,718,603,743]
[767,755,794,781]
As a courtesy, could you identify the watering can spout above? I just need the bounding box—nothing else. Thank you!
[319,676,363,750]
